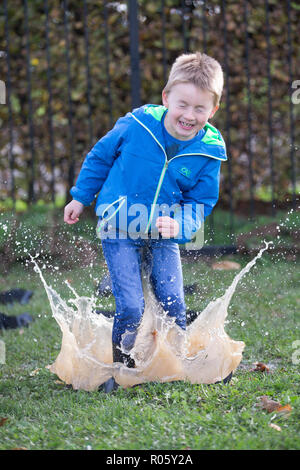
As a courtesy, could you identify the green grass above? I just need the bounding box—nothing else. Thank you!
[0,246,299,450]
[204,207,299,247]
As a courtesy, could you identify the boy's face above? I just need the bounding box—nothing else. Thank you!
[162,83,219,141]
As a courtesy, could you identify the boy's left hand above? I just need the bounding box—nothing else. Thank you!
[155,216,179,238]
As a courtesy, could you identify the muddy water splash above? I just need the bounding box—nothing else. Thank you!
[32,242,271,391]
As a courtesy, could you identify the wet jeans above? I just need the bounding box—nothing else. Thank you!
[101,237,186,347]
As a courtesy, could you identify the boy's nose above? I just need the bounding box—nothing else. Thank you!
[182,108,195,122]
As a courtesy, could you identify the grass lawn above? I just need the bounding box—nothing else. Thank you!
[0,239,299,450]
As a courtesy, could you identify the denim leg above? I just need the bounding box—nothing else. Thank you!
[149,240,186,330]
[101,239,145,347]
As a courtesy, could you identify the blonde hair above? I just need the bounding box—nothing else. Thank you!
[164,52,224,106]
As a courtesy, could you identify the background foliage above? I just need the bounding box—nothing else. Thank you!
[0,0,299,209]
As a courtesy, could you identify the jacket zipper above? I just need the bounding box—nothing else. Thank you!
[145,154,189,233]
[130,113,218,233]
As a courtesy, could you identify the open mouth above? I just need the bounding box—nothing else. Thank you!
[178,120,195,130]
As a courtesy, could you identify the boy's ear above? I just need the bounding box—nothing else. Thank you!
[209,104,219,119]
[162,89,168,107]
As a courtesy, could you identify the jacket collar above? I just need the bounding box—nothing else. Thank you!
[130,104,227,162]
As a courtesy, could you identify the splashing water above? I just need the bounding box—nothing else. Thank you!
[31,242,272,391]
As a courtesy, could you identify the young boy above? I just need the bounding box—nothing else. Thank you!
[64,52,227,392]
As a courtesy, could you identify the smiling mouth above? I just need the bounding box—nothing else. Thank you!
[178,120,195,130]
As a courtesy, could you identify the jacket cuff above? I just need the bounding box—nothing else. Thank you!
[173,205,202,244]
[70,186,94,206]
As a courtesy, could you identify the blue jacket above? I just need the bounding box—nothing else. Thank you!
[70,104,227,244]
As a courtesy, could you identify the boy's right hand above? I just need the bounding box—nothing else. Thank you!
[64,200,84,224]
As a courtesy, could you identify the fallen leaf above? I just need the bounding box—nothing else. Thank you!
[251,362,270,373]
[258,396,292,415]
[0,417,8,427]
[258,396,282,412]
[29,368,41,377]
[12,447,28,450]
[269,423,281,432]
[276,404,292,415]
[211,261,241,270]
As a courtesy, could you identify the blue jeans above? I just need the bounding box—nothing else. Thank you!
[101,238,186,347]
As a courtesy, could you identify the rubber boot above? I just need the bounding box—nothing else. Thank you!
[99,343,135,393]
[214,371,233,385]
[99,376,119,393]
[112,343,135,369]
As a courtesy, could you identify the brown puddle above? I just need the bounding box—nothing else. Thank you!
[32,242,271,391]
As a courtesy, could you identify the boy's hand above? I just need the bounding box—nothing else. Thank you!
[64,200,84,224]
[155,216,179,238]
